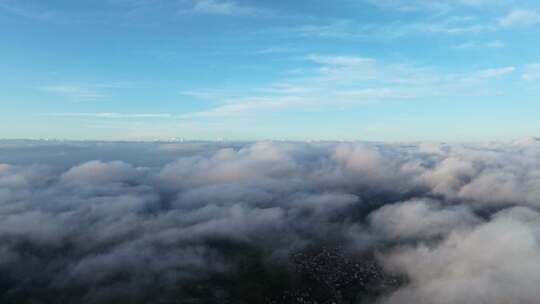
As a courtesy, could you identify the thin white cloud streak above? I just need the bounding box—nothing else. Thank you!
[275,6,539,42]
[0,0,266,25]
[467,66,515,79]
[40,57,519,120]
[274,18,486,42]
[308,55,376,66]
[0,0,58,21]
[3,0,538,35]
[365,0,453,12]
[180,96,313,118]
[188,0,261,16]
[180,55,518,118]
[454,40,505,49]
[44,112,175,119]
[522,64,540,81]
[365,0,515,12]
[38,85,107,100]
[499,9,540,28]
[38,82,135,100]
[255,46,297,54]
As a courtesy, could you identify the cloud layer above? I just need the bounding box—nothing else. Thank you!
[1,139,540,303]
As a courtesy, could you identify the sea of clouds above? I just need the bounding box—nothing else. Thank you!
[1,139,540,303]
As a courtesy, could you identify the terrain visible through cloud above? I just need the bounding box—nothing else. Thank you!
[1,139,540,303]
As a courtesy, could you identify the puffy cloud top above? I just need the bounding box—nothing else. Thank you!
[1,140,540,303]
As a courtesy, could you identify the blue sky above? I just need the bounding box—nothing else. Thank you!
[2,0,540,141]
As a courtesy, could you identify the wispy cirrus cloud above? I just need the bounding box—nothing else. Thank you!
[44,112,175,119]
[38,82,133,101]
[0,0,265,24]
[188,0,262,16]
[366,0,456,12]
[180,96,311,118]
[0,0,58,21]
[522,64,540,81]
[275,15,511,43]
[274,3,539,42]
[366,0,509,12]
[454,40,505,49]
[498,9,540,28]
[179,54,518,118]
[467,66,515,79]
[38,85,107,100]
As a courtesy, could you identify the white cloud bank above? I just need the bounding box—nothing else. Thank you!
[2,140,540,302]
